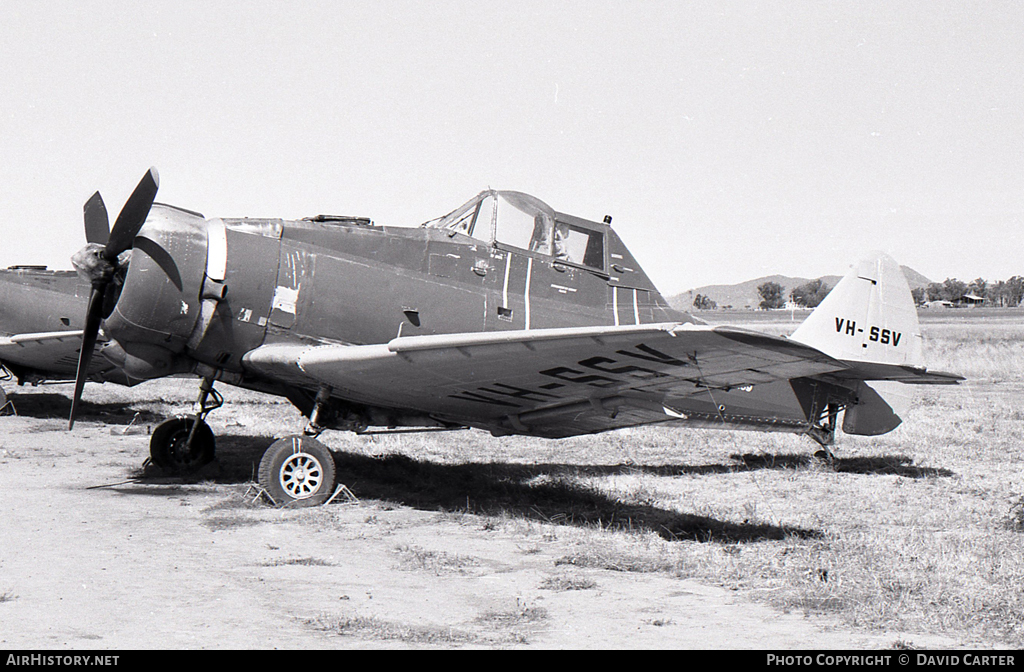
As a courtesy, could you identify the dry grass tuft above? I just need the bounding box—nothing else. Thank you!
[1008,496,1024,532]
[476,599,548,626]
[259,557,334,567]
[310,614,480,645]
[393,544,480,575]
[539,573,598,591]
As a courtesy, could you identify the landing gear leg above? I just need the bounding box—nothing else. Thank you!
[149,376,222,473]
[258,385,337,506]
[809,402,840,463]
[304,385,333,438]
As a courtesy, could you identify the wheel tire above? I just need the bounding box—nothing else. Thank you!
[258,436,337,507]
[813,448,835,464]
[149,417,216,474]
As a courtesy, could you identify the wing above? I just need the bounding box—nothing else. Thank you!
[243,322,857,437]
[0,330,111,380]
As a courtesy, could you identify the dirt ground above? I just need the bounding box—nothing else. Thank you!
[0,384,965,650]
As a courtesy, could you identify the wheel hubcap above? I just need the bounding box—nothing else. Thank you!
[169,430,198,467]
[280,452,323,499]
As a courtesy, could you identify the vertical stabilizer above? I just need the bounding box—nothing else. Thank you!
[790,252,923,368]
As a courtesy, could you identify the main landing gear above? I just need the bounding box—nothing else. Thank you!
[148,377,339,506]
[257,385,338,507]
[258,435,337,507]
[149,376,220,473]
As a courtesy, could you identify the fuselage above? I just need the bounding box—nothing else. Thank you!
[103,194,695,389]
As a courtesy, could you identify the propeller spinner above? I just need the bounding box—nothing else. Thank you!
[68,168,159,429]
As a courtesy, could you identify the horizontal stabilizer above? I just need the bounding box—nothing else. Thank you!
[828,361,963,385]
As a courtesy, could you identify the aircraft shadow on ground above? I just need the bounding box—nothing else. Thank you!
[328,452,826,544]
[113,436,949,543]
[728,452,956,478]
[113,435,818,543]
[3,393,165,425]
[502,453,954,480]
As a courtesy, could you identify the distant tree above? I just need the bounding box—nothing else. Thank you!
[991,280,1007,306]
[924,275,1024,307]
[964,277,1023,307]
[1005,276,1024,307]
[941,278,968,303]
[789,279,831,308]
[692,293,717,310]
[757,281,785,310]
[911,287,926,306]
[967,277,988,302]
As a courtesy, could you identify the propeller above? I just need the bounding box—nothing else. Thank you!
[68,168,159,429]
[83,192,109,245]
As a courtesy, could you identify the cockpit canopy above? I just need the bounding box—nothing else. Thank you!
[427,190,606,271]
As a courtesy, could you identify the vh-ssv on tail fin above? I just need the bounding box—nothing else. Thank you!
[789,251,962,437]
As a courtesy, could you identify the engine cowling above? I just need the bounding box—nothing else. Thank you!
[100,204,209,379]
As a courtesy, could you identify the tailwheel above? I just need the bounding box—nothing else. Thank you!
[149,417,216,473]
[813,448,836,464]
[258,435,337,507]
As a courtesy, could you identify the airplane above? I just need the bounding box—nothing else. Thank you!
[0,262,139,412]
[64,168,961,506]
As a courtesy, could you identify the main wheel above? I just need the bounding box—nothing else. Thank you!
[149,417,216,473]
[258,436,337,507]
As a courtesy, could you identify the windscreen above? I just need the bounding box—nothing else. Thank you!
[431,190,604,269]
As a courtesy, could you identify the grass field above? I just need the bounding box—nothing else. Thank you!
[21,307,1024,647]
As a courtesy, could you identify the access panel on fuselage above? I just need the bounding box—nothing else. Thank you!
[291,232,488,345]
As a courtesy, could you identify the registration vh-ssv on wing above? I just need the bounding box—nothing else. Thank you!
[55,168,961,505]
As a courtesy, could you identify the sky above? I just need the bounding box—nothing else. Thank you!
[1,0,1021,296]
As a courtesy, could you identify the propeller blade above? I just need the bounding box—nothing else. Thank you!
[68,285,106,430]
[83,192,109,245]
[69,167,161,430]
[105,167,160,262]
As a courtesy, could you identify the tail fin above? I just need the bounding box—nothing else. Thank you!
[790,251,923,368]
[790,252,959,436]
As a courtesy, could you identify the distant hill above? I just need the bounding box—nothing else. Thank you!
[669,266,931,311]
